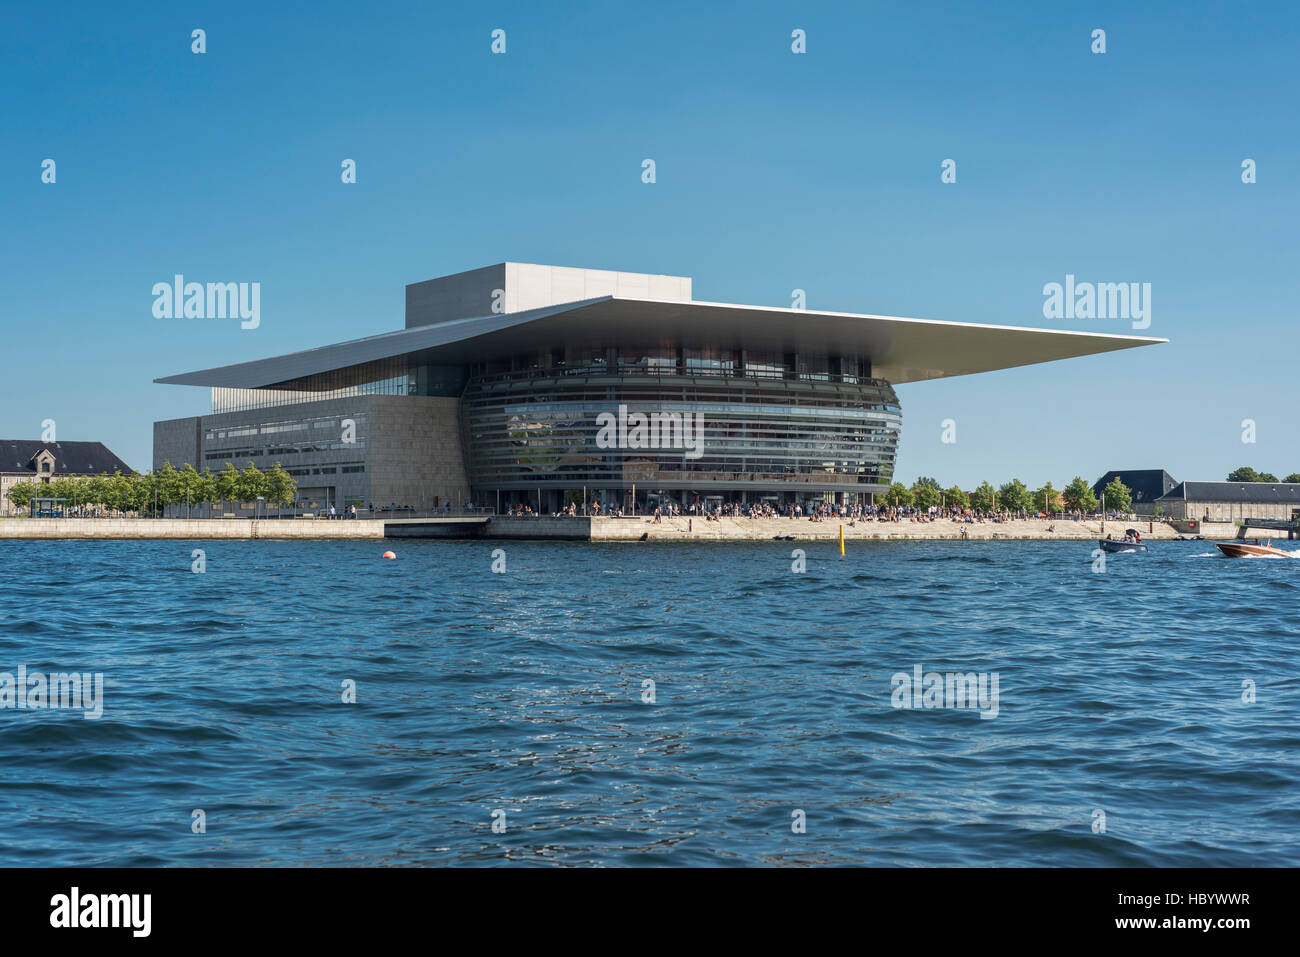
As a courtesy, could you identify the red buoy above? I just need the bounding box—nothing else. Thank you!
[382,550,396,560]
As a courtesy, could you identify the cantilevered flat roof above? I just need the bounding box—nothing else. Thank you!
[155,296,1166,389]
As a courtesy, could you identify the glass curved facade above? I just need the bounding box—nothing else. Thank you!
[461,369,901,500]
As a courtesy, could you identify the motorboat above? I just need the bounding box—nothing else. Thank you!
[1099,529,1148,553]
[1215,540,1293,559]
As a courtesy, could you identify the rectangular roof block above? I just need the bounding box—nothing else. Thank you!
[405,262,691,328]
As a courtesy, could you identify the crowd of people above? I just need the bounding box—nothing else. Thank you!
[632,502,1103,524]
[505,502,630,518]
[506,498,1126,524]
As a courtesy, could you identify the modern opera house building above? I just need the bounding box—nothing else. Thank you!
[154,263,1162,513]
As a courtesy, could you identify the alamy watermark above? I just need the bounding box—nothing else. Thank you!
[1042,274,1150,330]
[891,664,999,719]
[1,665,104,719]
[152,275,260,329]
[50,887,150,937]
[595,405,704,460]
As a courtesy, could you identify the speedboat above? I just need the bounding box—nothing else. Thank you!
[1100,538,1148,553]
[1215,540,1293,559]
[1099,528,1149,553]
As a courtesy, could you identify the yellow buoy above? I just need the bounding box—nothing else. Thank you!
[839,523,845,556]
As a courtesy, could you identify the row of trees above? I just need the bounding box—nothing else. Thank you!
[5,462,298,515]
[1227,467,1300,483]
[880,475,1134,514]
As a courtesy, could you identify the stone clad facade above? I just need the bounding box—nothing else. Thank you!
[154,395,470,511]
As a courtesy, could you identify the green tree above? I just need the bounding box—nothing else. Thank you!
[884,482,913,507]
[105,471,133,514]
[1062,476,1099,512]
[265,463,297,508]
[81,475,107,509]
[135,472,158,516]
[132,472,157,515]
[195,467,218,516]
[155,462,183,510]
[1227,468,1279,481]
[944,485,970,510]
[48,477,75,507]
[215,463,240,507]
[970,481,996,513]
[177,463,201,514]
[1286,473,1300,484]
[236,461,269,504]
[1035,481,1061,514]
[997,478,1033,512]
[1102,476,1133,513]
[910,476,942,509]
[6,480,37,513]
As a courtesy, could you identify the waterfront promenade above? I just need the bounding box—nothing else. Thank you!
[0,515,1217,541]
[0,517,389,539]
[593,515,1186,542]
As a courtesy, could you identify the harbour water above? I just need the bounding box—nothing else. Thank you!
[1,538,1296,866]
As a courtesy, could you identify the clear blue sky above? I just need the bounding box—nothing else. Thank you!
[3,1,1298,487]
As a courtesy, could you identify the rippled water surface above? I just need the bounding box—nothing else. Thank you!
[1,538,1297,866]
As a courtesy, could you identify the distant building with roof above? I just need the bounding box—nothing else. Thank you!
[0,440,135,515]
[1154,481,1300,522]
[1092,469,1178,514]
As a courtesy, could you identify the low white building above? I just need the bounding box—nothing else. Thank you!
[1154,481,1300,523]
